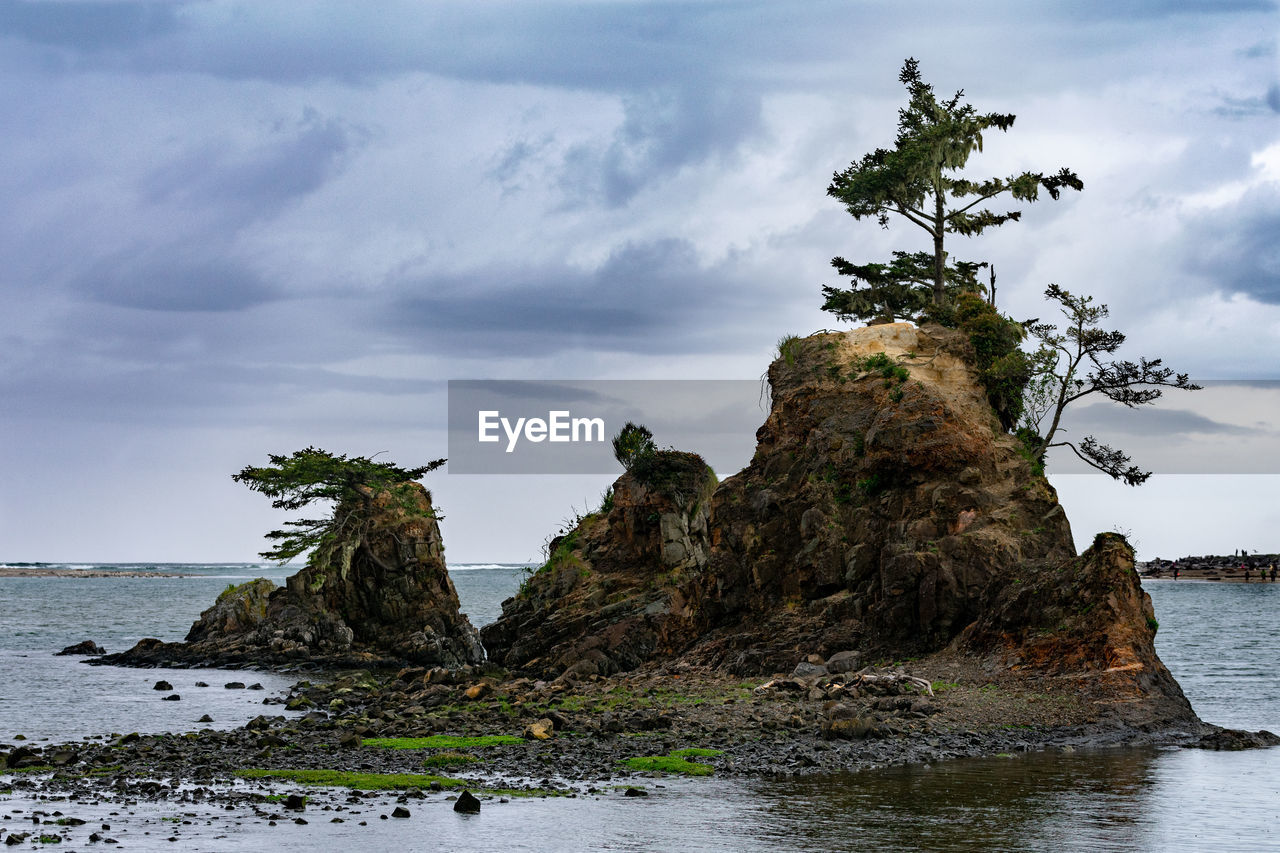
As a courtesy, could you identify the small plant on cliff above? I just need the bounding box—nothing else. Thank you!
[822,57,1081,321]
[954,292,1034,431]
[1018,285,1200,486]
[776,333,803,365]
[232,447,445,563]
[611,422,713,502]
[612,421,657,470]
[863,352,910,385]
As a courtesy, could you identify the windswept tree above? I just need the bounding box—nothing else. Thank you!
[824,58,1082,320]
[1019,285,1201,485]
[233,447,446,562]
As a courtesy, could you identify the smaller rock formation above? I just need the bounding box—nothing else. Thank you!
[185,579,277,643]
[55,640,105,656]
[98,484,483,669]
[960,532,1193,728]
[481,452,715,677]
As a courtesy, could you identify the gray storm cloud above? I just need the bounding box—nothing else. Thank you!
[1,0,1277,561]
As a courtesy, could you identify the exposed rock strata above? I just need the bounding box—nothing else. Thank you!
[480,454,715,676]
[98,484,483,669]
[690,323,1076,672]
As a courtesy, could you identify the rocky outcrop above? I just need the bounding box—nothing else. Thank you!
[960,531,1193,727]
[55,640,105,656]
[1141,553,1279,581]
[483,322,1199,733]
[98,484,483,669]
[185,579,277,643]
[689,323,1077,672]
[480,453,715,677]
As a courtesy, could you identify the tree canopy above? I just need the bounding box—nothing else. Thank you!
[821,251,990,325]
[233,447,446,563]
[824,58,1081,320]
[818,60,1198,487]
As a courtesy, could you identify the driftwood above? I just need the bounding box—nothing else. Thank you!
[754,670,934,697]
[852,673,934,696]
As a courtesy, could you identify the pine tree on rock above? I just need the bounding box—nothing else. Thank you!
[824,58,1082,321]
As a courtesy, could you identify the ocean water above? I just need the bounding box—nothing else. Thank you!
[0,562,528,742]
[1,566,1277,851]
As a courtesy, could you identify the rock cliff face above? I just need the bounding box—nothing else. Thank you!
[483,322,1196,729]
[960,531,1190,726]
[101,484,484,669]
[690,323,1076,670]
[481,453,715,677]
[185,578,276,644]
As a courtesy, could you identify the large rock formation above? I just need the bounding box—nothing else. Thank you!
[481,452,715,677]
[482,322,1197,730]
[99,484,483,669]
[690,323,1076,669]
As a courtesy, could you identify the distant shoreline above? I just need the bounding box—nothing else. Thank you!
[0,567,188,578]
[1143,575,1279,584]
[1140,556,1279,584]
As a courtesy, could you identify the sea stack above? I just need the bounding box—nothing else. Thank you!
[481,452,716,676]
[483,321,1197,730]
[101,483,483,669]
[692,322,1076,667]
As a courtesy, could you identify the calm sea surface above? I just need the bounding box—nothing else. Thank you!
[1,566,1277,851]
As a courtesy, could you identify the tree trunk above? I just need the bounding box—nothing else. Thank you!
[933,189,946,305]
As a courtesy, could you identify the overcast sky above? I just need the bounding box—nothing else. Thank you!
[2,0,1278,564]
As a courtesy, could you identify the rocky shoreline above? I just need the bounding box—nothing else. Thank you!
[7,322,1275,845]
[5,651,1268,840]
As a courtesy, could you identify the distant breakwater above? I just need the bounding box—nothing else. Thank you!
[1141,554,1280,581]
